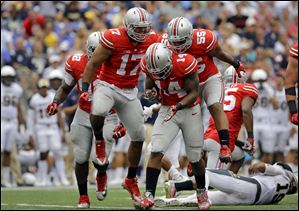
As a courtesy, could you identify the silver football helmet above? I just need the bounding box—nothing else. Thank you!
[167,17,193,54]
[224,65,248,86]
[123,7,152,42]
[145,43,173,80]
[86,31,102,60]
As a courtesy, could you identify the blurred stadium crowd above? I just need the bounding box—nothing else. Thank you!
[1,1,298,187]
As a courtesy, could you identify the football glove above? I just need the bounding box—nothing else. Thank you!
[143,103,160,121]
[79,92,89,107]
[242,138,255,155]
[112,123,126,139]
[291,113,298,125]
[164,105,177,122]
[47,102,59,115]
[219,145,232,164]
[235,62,246,78]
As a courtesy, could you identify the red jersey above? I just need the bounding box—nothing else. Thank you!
[289,43,298,60]
[159,29,219,83]
[204,83,259,151]
[65,53,100,113]
[100,28,158,89]
[140,53,198,106]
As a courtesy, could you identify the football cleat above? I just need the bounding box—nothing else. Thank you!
[197,189,211,210]
[122,177,142,202]
[96,173,108,201]
[95,140,106,165]
[164,181,177,198]
[77,195,90,209]
[134,192,155,210]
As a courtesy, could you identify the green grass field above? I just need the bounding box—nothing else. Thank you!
[1,185,298,210]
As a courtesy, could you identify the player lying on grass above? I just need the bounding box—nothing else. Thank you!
[155,162,298,206]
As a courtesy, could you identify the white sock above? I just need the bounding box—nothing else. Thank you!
[168,165,182,180]
[180,167,188,177]
[2,166,11,184]
[55,157,68,183]
[38,160,48,182]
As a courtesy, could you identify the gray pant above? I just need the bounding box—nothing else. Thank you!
[151,104,204,162]
[92,84,145,142]
[70,108,118,164]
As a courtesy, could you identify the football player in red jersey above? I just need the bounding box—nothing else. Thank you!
[203,66,258,171]
[46,32,124,207]
[285,43,298,125]
[80,7,158,202]
[163,65,258,199]
[135,43,210,210]
[161,17,247,164]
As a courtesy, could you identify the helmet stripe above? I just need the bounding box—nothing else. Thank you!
[150,45,156,70]
[233,70,237,83]
[136,7,145,22]
[173,17,181,36]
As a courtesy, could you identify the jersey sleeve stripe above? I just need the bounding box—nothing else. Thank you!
[243,87,259,95]
[65,61,71,68]
[290,49,298,57]
[206,32,216,52]
[243,85,258,92]
[101,34,114,49]
[185,58,197,75]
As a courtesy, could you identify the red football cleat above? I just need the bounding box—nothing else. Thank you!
[122,177,141,202]
[197,189,211,210]
[134,192,155,210]
[77,195,90,209]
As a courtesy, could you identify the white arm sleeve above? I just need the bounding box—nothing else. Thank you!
[264,164,285,176]
[64,72,75,86]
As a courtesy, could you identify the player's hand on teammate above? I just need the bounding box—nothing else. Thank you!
[46,102,59,115]
[164,105,178,122]
[291,113,298,125]
[112,123,126,139]
[219,145,232,163]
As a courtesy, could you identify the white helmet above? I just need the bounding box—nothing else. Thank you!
[22,173,36,186]
[48,70,64,80]
[167,17,193,54]
[145,43,173,80]
[251,69,268,82]
[86,31,102,60]
[224,65,248,85]
[37,78,50,88]
[123,7,152,42]
[1,65,16,77]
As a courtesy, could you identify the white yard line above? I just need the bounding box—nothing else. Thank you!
[16,203,132,209]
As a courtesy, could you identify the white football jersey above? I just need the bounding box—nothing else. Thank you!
[252,164,294,204]
[252,82,274,123]
[271,89,289,125]
[28,91,57,125]
[1,82,23,121]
